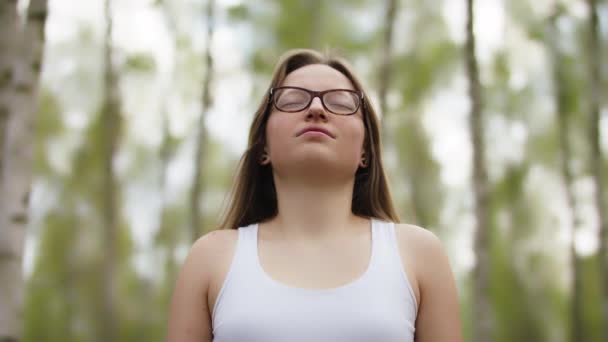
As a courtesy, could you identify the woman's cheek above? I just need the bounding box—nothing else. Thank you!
[340,127,366,164]
[265,116,292,157]
[345,122,366,151]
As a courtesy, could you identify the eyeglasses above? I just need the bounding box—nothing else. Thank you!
[269,86,364,116]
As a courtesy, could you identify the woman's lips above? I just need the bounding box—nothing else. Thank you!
[296,126,335,138]
[301,130,331,137]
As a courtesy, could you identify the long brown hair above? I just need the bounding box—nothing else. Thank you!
[217,48,400,229]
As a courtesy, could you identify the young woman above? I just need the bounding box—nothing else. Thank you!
[167,49,462,341]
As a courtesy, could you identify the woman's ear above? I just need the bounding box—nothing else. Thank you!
[259,148,271,165]
[359,151,368,168]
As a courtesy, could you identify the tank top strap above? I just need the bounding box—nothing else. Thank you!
[238,223,256,246]
[235,223,259,270]
[370,219,396,262]
[211,223,258,322]
[373,219,419,316]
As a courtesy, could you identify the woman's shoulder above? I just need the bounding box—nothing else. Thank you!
[393,223,444,252]
[190,228,240,267]
[393,222,453,287]
[393,223,461,339]
[178,229,239,286]
[168,228,240,340]
[193,228,239,248]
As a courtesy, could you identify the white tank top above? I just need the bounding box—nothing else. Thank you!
[211,217,418,342]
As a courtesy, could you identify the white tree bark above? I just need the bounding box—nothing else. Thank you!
[0,0,48,340]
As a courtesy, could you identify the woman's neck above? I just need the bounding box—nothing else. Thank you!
[265,176,361,241]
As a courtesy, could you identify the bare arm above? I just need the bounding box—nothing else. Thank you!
[167,233,216,342]
[411,228,462,341]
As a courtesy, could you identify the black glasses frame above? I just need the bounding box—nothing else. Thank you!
[269,86,364,115]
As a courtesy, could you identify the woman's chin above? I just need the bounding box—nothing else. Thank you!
[274,157,359,179]
[286,152,335,167]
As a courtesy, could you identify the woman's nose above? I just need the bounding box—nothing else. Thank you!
[306,97,327,120]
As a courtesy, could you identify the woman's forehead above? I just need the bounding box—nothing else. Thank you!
[281,64,356,91]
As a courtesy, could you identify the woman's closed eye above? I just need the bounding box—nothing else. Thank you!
[277,94,309,109]
[324,92,357,111]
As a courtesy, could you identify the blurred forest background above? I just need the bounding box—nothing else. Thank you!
[1,0,607,341]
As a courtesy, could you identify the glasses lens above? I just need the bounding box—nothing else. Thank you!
[323,90,359,115]
[274,88,311,112]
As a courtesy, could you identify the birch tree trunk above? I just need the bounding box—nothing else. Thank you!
[465,0,492,340]
[101,0,122,339]
[586,0,608,339]
[548,9,583,342]
[190,0,215,242]
[0,0,48,340]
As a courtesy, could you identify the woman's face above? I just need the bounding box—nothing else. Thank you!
[264,64,366,180]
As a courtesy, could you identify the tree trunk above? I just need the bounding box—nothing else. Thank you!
[377,0,421,224]
[100,0,121,340]
[548,9,584,342]
[378,0,397,150]
[190,0,215,242]
[0,0,48,340]
[0,2,18,172]
[465,0,492,341]
[159,104,178,285]
[0,0,48,339]
[158,0,179,295]
[586,0,608,339]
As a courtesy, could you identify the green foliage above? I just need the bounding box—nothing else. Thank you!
[504,1,545,42]
[24,43,138,340]
[125,54,157,73]
[68,114,108,204]
[394,113,443,229]
[487,168,550,341]
[528,122,559,168]
[227,4,249,21]
[34,89,64,175]
[460,274,473,342]
[246,0,382,74]
[24,211,80,342]
[394,40,459,107]
[580,254,603,342]
[489,233,549,341]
